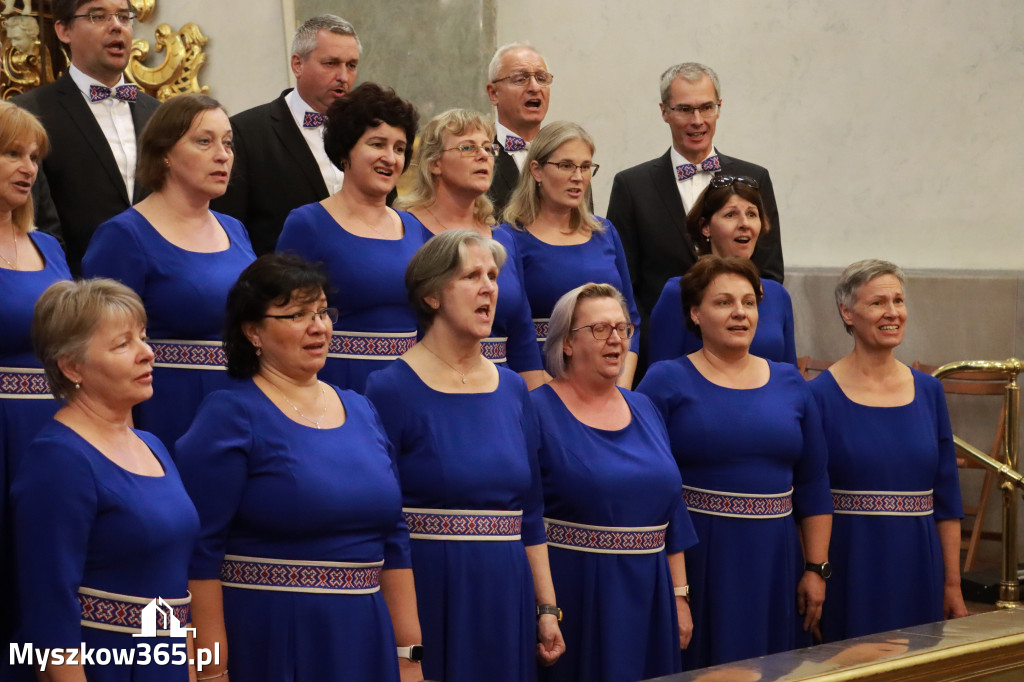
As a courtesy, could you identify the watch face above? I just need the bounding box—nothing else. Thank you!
[408,645,424,662]
[820,562,833,579]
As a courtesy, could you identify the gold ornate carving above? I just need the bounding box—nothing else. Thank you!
[130,0,155,23]
[126,22,209,101]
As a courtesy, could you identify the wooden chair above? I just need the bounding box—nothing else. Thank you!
[913,361,1008,572]
[797,356,834,381]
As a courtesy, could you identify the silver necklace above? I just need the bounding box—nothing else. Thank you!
[0,226,18,270]
[420,341,468,384]
[265,378,328,428]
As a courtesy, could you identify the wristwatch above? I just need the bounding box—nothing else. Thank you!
[396,645,424,662]
[673,584,690,600]
[537,604,563,622]
[804,560,833,580]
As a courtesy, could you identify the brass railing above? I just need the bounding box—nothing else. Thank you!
[933,358,1023,608]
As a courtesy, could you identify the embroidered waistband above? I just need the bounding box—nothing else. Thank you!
[544,518,667,554]
[481,337,509,364]
[220,555,383,594]
[404,508,522,541]
[78,587,190,636]
[832,489,934,516]
[328,330,417,360]
[0,367,52,398]
[149,339,227,370]
[533,319,550,342]
[683,485,794,518]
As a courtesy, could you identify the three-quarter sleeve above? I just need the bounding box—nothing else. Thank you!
[791,378,833,519]
[649,277,694,363]
[928,377,965,520]
[81,213,150,293]
[366,399,413,569]
[604,219,642,354]
[778,286,798,366]
[12,438,97,648]
[518,382,547,547]
[494,232,544,373]
[175,391,253,579]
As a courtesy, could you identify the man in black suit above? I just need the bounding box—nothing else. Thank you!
[485,42,551,219]
[15,0,160,274]
[607,62,784,324]
[211,15,360,255]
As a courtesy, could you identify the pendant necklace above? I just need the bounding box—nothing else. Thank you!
[0,226,18,269]
[420,341,468,384]
[265,378,328,428]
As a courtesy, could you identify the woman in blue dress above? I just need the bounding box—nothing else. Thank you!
[13,279,199,681]
[534,282,697,682]
[365,231,565,682]
[809,259,966,641]
[277,83,424,393]
[82,94,255,450]
[637,255,832,670]
[177,254,422,682]
[648,176,796,365]
[395,108,546,388]
[496,121,640,387]
[0,101,71,682]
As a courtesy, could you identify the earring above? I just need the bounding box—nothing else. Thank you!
[254,345,262,357]
[164,158,170,167]
[74,382,81,390]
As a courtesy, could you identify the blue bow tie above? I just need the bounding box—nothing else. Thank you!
[504,135,527,152]
[675,155,721,181]
[303,111,326,128]
[89,83,138,103]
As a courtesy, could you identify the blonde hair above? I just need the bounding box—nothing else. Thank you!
[0,101,49,234]
[394,109,496,225]
[501,121,601,236]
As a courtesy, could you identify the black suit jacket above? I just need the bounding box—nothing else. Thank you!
[607,148,784,320]
[488,137,519,221]
[210,89,330,256]
[14,72,160,274]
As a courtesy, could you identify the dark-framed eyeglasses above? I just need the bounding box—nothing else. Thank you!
[665,101,721,118]
[571,322,635,340]
[263,308,339,325]
[443,142,502,158]
[709,175,759,190]
[71,9,137,26]
[544,160,600,177]
[492,71,554,87]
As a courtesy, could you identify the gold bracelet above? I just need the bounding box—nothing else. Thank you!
[197,671,228,680]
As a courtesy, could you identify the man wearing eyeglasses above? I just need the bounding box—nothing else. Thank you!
[485,42,552,218]
[607,62,784,328]
[14,0,160,274]
[211,15,362,256]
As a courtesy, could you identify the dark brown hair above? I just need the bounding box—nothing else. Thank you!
[686,179,770,257]
[323,82,418,173]
[137,94,225,191]
[681,255,763,338]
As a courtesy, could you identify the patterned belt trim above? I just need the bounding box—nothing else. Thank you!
[481,337,509,364]
[220,555,383,594]
[0,367,52,399]
[533,318,550,343]
[544,518,667,554]
[403,508,522,541]
[78,586,190,636]
[149,339,227,370]
[832,489,934,516]
[683,485,794,518]
[328,330,417,360]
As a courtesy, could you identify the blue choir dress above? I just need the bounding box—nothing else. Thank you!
[365,361,545,682]
[637,357,832,670]
[532,385,697,682]
[809,369,963,641]
[81,208,255,450]
[276,204,427,392]
[496,220,640,364]
[175,380,410,682]
[0,231,71,680]
[649,276,797,365]
[12,421,199,681]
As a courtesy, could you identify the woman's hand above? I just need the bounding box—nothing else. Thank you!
[536,613,565,666]
[676,596,693,649]
[796,571,825,639]
[944,583,969,619]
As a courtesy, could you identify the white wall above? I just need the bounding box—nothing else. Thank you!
[497,0,1024,271]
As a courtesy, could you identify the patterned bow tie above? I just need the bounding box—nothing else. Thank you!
[303,111,326,128]
[504,135,527,152]
[675,155,721,181]
[89,83,138,103]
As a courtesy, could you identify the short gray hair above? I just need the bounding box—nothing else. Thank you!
[32,279,147,402]
[834,259,907,334]
[292,14,361,60]
[488,41,541,82]
[544,283,629,380]
[659,62,720,104]
[406,230,507,330]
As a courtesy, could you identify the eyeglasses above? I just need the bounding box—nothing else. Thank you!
[709,175,759,190]
[491,71,554,87]
[443,142,502,158]
[665,101,721,118]
[70,10,137,26]
[571,322,635,340]
[264,308,339,325]
[544,160,600,177]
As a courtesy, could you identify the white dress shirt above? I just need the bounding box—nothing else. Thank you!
[285,89,345,194]
[670,146,718,216]
[495,121,530,171]
[68,65,137,199]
